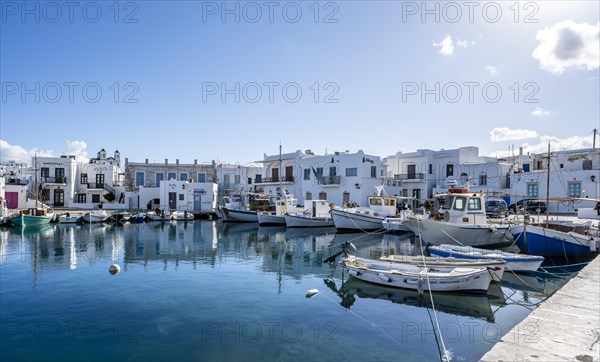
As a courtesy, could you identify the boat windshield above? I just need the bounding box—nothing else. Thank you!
[453,197,466,211]
[468,197,482,210]
[442,196,454,210]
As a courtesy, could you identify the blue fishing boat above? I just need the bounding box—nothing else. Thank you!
[509,224,598,257]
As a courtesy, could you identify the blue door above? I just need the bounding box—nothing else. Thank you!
[194,195,201,211]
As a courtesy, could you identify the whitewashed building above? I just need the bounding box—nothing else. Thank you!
[252,149,400,208]
[0,161,31,209]
[73,149,125,209]
[216,163,262,199]
[502,147,600,213]
[124,158,217,210]
[37,155,79,208]
[158,180,218,212]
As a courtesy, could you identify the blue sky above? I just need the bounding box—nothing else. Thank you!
[1,1,599,165]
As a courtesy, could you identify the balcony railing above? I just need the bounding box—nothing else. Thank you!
[393,173,425,180]
[6,178,29,185]
[317,175,341,185]
[40,176,67,184]
[254,176,295,184]
[87,183,105,189]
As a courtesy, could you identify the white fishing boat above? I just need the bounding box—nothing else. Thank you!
[428,244,544,273]
[130,213,147,223]
[404,186,513,247]
[380,254,506,282]
[147,209,173,221]
[82,210,111,223]
[331,186,399,232]
[382,212,413,232]
[172,210,194,221]
[285,199,334,228]
[219,194,273,223]
[341,256,492,293]
[257,190,298,226]
[58,213,82,224]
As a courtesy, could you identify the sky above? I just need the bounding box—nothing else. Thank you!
[1,0,599,166]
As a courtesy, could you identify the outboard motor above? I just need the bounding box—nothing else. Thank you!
[323,241,357,264]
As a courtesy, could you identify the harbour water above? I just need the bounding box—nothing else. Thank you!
[0,221,590,361]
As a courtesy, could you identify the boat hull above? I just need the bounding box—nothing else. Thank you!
[221,208,258,223]
[428,244,544,272]
[405,218,513,248]
[284,214,334,228]
[342,257,491,293]
[257,213,286,226]
[331,208,385,232]
[382,217,410,232]
[82,214,110,223]
[11,214,54,226]
[509,224,599,257]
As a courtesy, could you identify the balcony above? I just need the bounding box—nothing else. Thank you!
[317,175,341,186]
[87,183,105,189]
[393,173,425,181]
[254,176,295,184]
[6,177,29,185]
[40,176,67,184]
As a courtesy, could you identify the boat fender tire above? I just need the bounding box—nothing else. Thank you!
[443,211,450,222]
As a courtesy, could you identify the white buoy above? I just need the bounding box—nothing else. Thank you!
[306,289,319,298]
[109,264,120,275]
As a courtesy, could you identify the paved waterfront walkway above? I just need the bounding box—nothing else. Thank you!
[482,255,600,362]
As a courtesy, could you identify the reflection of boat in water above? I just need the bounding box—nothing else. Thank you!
[219,221,259,235]
[332,277,495,322]
[9,223,55,236]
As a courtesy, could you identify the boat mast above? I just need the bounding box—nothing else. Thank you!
[545,143,550,228]
[34,154,38,211]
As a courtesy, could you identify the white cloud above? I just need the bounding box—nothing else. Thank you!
[490,127,538,141]
[0,139,89,164]
[456,39,476,48]
[531,107,550,117]
[62,140,89,163]
[433,35,454,56]
[491,134,595,157]
[485,65,498,75]
[0,140,54,164]
[532,20,600,74]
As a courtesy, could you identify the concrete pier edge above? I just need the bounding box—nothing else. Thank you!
[481,255,600,362]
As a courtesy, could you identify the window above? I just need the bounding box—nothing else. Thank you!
[316,168,323,177]
[41,167,49,179]
[467,198,481,210]
[479,173,487,186]
[304,169,311,180]
[370,198,382,206]
[343,192,350,205]
[135,172,144,186]
[318,192,327,200]
[306,192,312,200]
[155,172,164,187]
[77,194,86,203]
[81,173,88,184]
[371,166,377,178]
[527,183,538,197]
[271,168,279,181]
[583,160,592,170]
[345,168,357,177]
[402,189,408,197]
[446,164,454,177]
[92,194,100,203]
[255,174,262,182]
[234,175,240,184]
[453,197,466,211]
[247,177,252,185]
[179,194,184,201]
[429,164,433,174]
[167,172,176,180]
[536,161,543,170]
[223,174,230,185]
[180,172,188,181]
[568,182,581,197]
[329,167,337,176]
[197,173,206,183]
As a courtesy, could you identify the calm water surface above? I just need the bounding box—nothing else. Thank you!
[0,221,585,361]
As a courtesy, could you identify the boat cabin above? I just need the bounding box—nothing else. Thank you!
[274,195,298,216]
[367,196,397,216]
[302,199,331,218]
[437,188,487,224]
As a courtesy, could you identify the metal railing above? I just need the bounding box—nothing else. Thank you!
[317,175,341,185]
[393,173,425,180]
[254,176,295,184]
[40,176,66,184]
